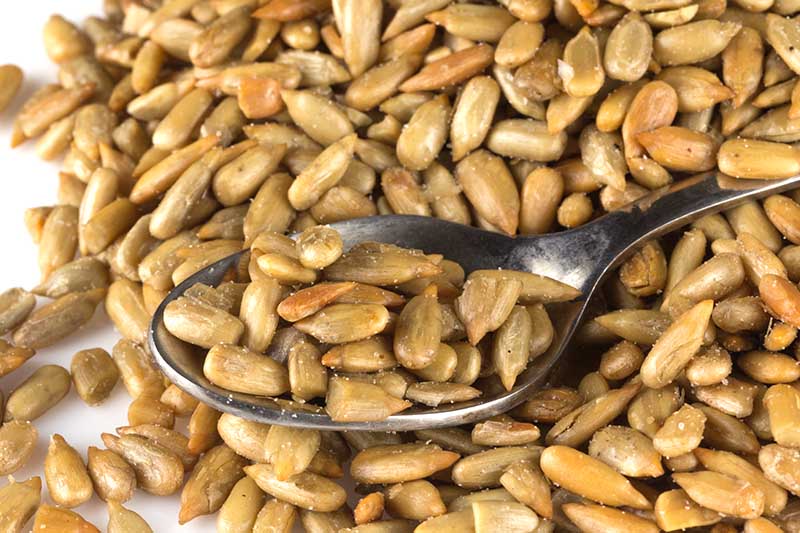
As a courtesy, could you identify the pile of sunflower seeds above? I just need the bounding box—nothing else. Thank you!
[162,225,579,420]
[2,0,800,531]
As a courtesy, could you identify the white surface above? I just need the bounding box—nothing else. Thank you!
[0,4,219,531]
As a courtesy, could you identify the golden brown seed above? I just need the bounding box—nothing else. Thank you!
[395,285,441,369]
[239,279,283,352]
[718,139,800,179]
[82,199,139,255]
[766,14,800,76]
[277,283,356,324]
[101,433,183,497]
[454,274,521,347]
[0,64,23,112]
[622,81,679,161]
[217,476,265,533]
[654,489,722,531]
[588,425,663,478]
[540,446,651,509]
[472,417,540,447]
[104,279,149,346]
[293,303,389,344]
[405,382,481,406]
[87,446,136,503]
[112,339,164,399]
[495,21,544,68]
[204,343,290,396]
[557,192,593,229]
[291,225,342,269]
[0,420,38,476]
[44,434,93,508]
[164,296,244,349]
[265,426,321,481]
[325,377,411,421]
[640,300,714,388]
[759,444,800,497]
[563,503,659,533]
[288,134,357,210]
[426,3,514,42]
[652,404,707,458]
[654,20,742,66]
[685,344,732,387]
[739,351,800,384]
[335,0,382,76]
[381,167,430,216]
[179,444,247,523]
[765,194,800,244]
[70,348,119,405]
[760,274,800,328]
[0,288,35,336]
[383,479,445,521]
[519,167,563,235]
[212,144,286,208]
[186,403,221,456]
[0,340,35,378]
[455,150,520,235]
[43,15,92,63]
[38,205,79,281]
[561,26,604,97]
[355,492,385,525]
[546,380,642,447]
[396,94,450,171]
[400,44,494,92]
[489,118,568,162]
[130,136,220,204]
[604,12,652,82]
[491,305,532,391]
[32,505,99,533]
[127,396,175,429]
[245,463,347,512]
[5,364,71,422]
[252,498,298,533]
[636,126,717,172]
[107,501,152,533]
[619,241,668,297]
[764,384,800,448]
[352,443,460,485]
[288,341,329,402]
[694,447,787,517]
[0,476,42,533]
[673,471,765,519]
[599,341,644,381]
[282,90,353,147]
[454,448,545,492]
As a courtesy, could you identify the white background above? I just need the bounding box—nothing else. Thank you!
[0,3,236,531]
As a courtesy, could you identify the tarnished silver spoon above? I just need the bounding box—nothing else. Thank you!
[149,171,800,431]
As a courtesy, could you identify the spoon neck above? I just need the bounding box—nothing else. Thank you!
[510,171,800,295]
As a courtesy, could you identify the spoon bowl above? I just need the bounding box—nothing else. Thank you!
[150,171,800,430]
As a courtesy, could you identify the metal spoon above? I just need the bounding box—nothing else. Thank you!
[149,171,800,431]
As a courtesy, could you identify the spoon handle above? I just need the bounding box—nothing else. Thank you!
[604,171,800,256]
[518,172,800,294]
